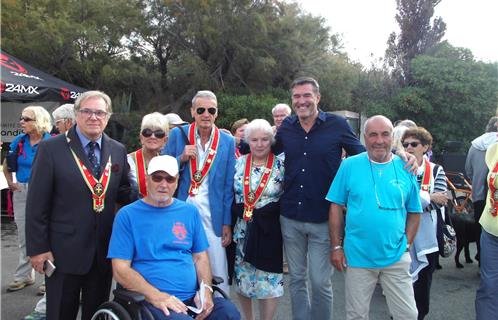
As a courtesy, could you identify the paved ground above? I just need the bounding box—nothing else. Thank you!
[1,217,479,320]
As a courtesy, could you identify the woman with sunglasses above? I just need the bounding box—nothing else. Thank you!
[3,106,52,292]
[401,127,448,320]
[232,119,284,320]
[128,112,169,198]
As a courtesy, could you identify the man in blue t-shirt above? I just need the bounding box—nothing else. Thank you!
[326,115,422,320]
[108,155,240,320]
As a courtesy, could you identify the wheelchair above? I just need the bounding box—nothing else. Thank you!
[91,276,229,320]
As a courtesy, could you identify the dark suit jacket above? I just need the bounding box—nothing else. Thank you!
[26,126,131,274]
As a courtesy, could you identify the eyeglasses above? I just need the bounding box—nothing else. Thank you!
[402,141,421,148]
[55,118,66,125]
[369,160,405,211]
[150,174,177,183]
[20,116,35,122]
[78,108,109,119]
[141,128,166,139]
[196,107,217,115]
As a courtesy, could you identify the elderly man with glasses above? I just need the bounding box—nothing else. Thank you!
[164,90,235,294]
[326,115,422,320]
[25,91,132,320]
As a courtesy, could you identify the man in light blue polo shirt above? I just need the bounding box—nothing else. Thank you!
[327,115,422,320]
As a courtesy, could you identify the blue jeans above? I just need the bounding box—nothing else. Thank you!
[280,216,333,320]
[144,297,240,320]
[475,229,498,320]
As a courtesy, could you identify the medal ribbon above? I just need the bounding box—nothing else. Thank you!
[188,123,220,196]
[242,153,275,221]
[420,159,432,192]
[68,140,112,213]
[131,149,147,197]
[488,161,498,217]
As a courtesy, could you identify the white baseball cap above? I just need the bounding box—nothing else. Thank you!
[165,113,188,125]
[147,155,179,176]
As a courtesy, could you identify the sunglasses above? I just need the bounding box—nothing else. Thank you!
[402,142,421,148]
[150,174,177,183]
[20,116,35,122]
[141,128,166,139]
[196,107,217,115]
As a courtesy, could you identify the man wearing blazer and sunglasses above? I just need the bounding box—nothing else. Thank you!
[164,90,235,294]
[25,91,132,320]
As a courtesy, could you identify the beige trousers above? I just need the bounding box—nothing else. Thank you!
[345,252,418,320]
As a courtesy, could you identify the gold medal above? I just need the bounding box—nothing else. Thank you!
[193,171,202,182]
[247,192,256,203]
[93,182,104,196]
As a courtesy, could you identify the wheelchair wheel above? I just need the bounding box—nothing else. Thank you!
[91,301,132,320]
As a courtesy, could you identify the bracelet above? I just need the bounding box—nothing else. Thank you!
[332,245,343,251]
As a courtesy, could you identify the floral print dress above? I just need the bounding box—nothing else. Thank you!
[233,154,285,298]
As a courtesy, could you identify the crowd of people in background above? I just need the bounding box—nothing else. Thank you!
[2,76,498,320]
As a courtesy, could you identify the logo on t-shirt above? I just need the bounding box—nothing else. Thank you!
[172,222,188,244]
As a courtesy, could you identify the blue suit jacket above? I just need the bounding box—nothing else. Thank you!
[164,124,235,237]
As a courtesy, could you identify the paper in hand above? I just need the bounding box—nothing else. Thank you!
[187,280,207,314]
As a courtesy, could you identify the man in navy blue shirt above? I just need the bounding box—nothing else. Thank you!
[274,77,365,320]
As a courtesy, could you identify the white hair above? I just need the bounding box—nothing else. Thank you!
[192,90,217,106]
[272,103,291,115]
[52,104,75,121]
[244,119,275,144]
[141,112,170,133]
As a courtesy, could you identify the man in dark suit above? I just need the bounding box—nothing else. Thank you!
[26,91,132,320]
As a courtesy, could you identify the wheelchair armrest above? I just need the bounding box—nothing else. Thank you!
[212,276,224,286]
[113,288,146,304]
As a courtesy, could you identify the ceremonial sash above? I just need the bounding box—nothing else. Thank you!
[235,148,241,159]
[242,153,275,221]
[489,161,498,217]
[420,159,432,192]
[188,123,220,196]
[69,147,112,213]
[130,149,147,197]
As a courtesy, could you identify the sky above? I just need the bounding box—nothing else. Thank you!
[295,0,498,67]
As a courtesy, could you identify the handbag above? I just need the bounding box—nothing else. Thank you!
[431,164,456,258]
[436,206,457,258]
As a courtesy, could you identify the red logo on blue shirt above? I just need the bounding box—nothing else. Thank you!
[172,222,187,241]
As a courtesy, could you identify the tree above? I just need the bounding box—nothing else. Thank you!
[391,42,498,152]
[385,0,446,86]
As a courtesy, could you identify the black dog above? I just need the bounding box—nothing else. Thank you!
[451,210,480,268]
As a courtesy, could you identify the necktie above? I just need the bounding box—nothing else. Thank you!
[87,141,101,177]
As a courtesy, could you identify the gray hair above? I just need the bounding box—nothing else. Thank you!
[74,90,112,114]
[395,119,417,128]
[272,103,291,115]
[52,104,75,121]
[364,115,393,134]
[244,119,275,144]
[486,116,498,132]
[22,106,52,133]
[192,90,217,106]
[141,112,169,133]
[392,125,409,152]
[290,77,320,95]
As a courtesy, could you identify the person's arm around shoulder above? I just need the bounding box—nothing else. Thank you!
[192,251,214,320]
[396,149,418,174]
[112,258,188,316]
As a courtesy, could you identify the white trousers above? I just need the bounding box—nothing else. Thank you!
[13,183,35,282]
[203,224,230,295]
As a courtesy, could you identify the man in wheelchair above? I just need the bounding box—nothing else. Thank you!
[107,155,240,320]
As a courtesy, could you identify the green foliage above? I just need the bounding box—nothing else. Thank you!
[390,43,498,152]
[216,92,288,130]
